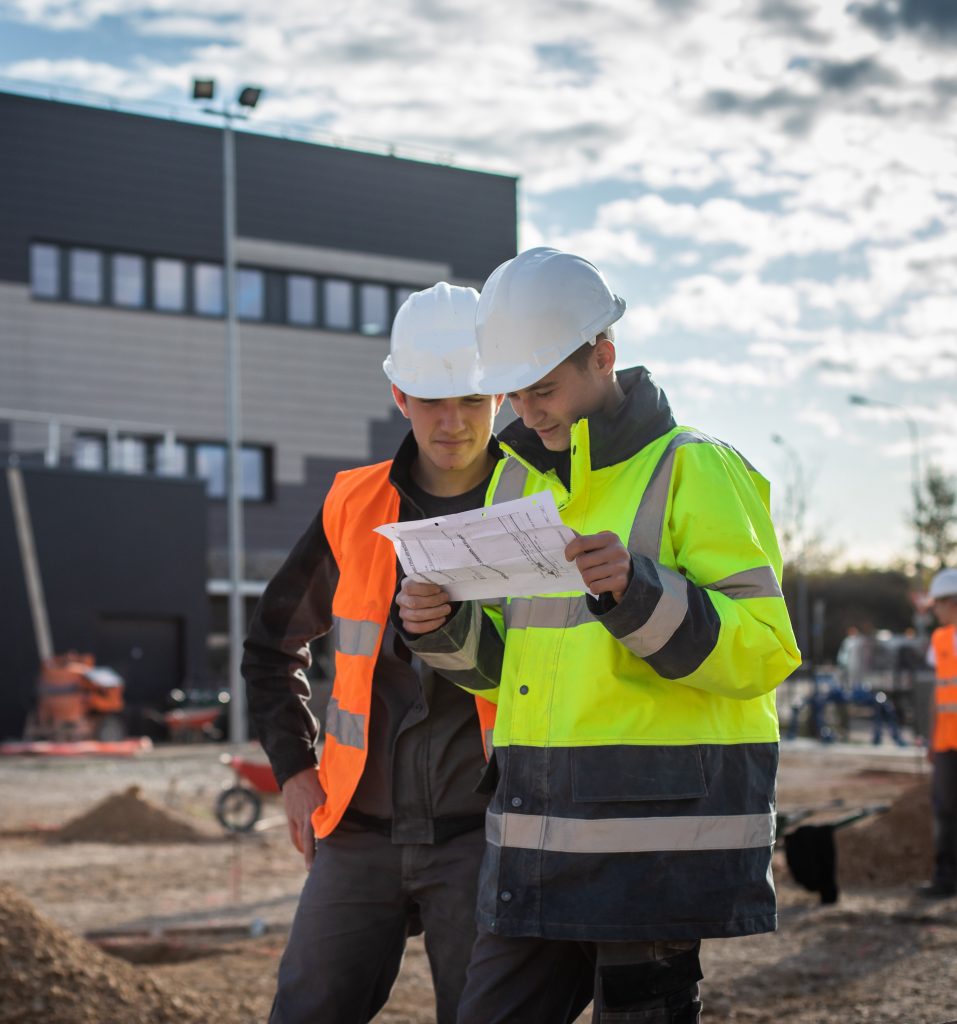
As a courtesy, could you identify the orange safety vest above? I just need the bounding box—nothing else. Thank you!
[310,459,497,839]
[932,624,957,753]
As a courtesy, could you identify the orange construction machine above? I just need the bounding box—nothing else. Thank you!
[26,652,126,742]
[7,465,127,744]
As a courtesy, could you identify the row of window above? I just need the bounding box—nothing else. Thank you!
[73,433,271,502]
[29,243,419,336]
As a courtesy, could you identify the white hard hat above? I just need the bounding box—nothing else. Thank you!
[930,568,957,601]
[474,247,626,394]
[383,282,480,398]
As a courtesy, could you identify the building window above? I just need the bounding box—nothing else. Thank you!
[195,443,226,497]
[323,279,354,330]
[113,436,148,474]
[156,439,188,477]
[237,268,264,321]
[360,283,390,336]
[287,274,316,326]
[68,248,103,303]
[195,442,269,501]
[73,435,105,471]
[195,263,224,316]
[394,286,416,314]
[30,243,60,298]
[111,253,145,308]
[154,258,186,312]
[240,447,268,501]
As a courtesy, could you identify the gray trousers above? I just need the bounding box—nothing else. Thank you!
[933,749,957,885]
[457,930,702,1024]
[270,821,486,1024]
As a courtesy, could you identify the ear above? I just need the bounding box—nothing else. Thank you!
[493,394,506,415]
[391,384,411,419]
[593,337,617,376]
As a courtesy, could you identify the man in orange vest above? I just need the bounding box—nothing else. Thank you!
[243,283,503,1023]
[920,567,957,898]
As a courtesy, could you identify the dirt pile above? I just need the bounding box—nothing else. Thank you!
[55,786,208,844]
[0,884,215,1024]
[836,780,933,887]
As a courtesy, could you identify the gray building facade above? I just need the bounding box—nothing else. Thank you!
[0,88,517,689]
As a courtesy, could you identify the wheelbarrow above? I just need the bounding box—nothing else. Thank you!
[776,799,889,904]
[215,754,281,832]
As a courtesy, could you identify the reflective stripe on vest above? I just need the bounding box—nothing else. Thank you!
[334,616,381,657]
[706,565,783,600]
[931,628,957,752]
[493,457,530,503]
[325,696,366,750]
[486,809,775,854]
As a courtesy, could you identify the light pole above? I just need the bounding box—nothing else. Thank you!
[771,433,810,667]
[848,394,924,579]
[192,78,263,744]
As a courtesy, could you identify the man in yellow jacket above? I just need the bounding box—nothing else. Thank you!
[244,283,502,1024]
[919,567,957,898]
[397,248,800,1023]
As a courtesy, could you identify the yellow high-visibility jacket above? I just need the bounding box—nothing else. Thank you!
[403,367,800,941]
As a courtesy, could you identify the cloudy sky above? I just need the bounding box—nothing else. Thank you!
[2,0,955,570]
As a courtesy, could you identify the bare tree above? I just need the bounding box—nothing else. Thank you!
[912,465,957,572]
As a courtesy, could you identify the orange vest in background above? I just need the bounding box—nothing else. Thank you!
[932,624,957,753]
[310,460,496,839]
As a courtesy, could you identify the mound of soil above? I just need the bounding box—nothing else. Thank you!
[55,786,207,844]
[836,780,934,887]
[0,884,214,1024]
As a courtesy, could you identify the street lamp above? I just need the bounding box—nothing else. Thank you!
[192,77,263,744]
[848,394,924,578]
[771,433,810,667]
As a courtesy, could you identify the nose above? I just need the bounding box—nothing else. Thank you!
[440,402,466,433]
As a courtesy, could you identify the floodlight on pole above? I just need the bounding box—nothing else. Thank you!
[192,79,215,101]
[191,77,264,745]
[847,393,924,577]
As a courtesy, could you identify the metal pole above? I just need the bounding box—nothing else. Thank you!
[223,110,248,744]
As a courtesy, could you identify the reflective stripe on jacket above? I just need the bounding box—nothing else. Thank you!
[312,460,497,839]
[438,420,800,940]
[932,624,957,753]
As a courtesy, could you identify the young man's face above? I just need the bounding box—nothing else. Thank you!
[934,596,957,628]
[506,339,617,452]
[392,386,502,474]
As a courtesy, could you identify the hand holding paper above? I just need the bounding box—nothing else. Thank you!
[376,491,589,601]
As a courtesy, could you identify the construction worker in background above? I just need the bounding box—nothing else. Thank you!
[919,567,957,898]
[396,248,801,1023]
[243,283,503,1024]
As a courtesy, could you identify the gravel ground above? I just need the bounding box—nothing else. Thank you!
[1,739,954,1023]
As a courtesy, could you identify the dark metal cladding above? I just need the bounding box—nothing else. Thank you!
[0,90,517,285]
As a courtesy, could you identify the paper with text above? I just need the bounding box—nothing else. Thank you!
[375,491,587,600]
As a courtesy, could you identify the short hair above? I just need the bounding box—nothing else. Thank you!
[566,329,614,370]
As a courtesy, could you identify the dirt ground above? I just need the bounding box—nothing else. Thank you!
[1,737,955,1024]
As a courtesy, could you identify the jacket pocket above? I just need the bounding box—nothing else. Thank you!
[570,745,707,803]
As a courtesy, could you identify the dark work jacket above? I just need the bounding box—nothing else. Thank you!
[243,431,498,843]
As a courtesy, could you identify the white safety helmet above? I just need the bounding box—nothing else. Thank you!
[383,282,480,398]
[474,247,626,394]
[929,568,957,601]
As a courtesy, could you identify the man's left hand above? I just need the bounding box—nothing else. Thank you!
[565,532,632,603]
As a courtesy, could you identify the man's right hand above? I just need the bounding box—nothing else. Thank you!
[396,577,453,635]
[281,766,326,869]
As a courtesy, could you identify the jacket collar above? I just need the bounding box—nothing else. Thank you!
[498,365,676,473]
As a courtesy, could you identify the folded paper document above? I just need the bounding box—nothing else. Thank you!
[375,491,588,601]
